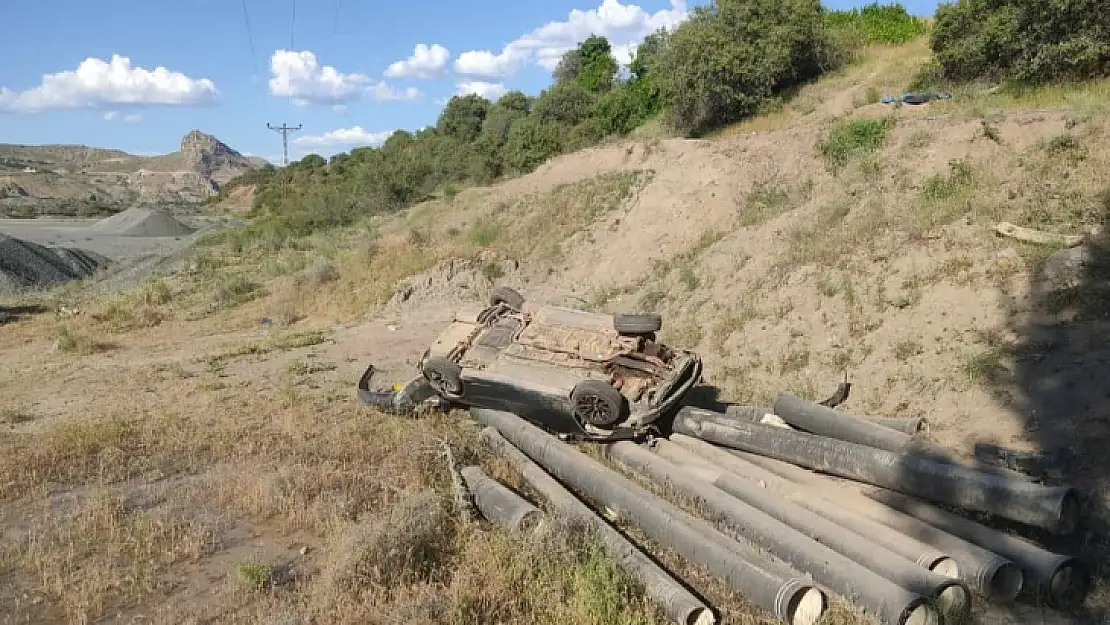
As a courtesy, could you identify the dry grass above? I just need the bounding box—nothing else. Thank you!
[713,38,934,137]
[0,336,678,625]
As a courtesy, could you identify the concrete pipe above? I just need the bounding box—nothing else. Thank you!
[479,427,717,625]
[460,465,542,534]
[470,408,826,625]
[607,441,940,625]
[673,409,1079,535]
[661,435,959,577]
[772,394,1034,482]
[726,448,1025,604]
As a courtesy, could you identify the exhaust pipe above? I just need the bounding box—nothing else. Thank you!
[471,408,827,625]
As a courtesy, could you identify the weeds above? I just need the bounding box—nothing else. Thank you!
[738,181,792,227]
[211,273,263,309]
[819,116,892,172]
[54,325,116,355]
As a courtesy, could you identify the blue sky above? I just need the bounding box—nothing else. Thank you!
[0,0,942,163]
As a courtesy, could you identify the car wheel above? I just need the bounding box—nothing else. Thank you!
[613,312,662,335]
[571,379,626,427]
[422,357,464,398]
[489,286,525,310]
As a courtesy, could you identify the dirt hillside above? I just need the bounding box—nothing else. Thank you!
[0,130,264,218]
[2,41,1109,625]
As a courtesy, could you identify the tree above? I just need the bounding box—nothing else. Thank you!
[577,35,620,93]
[532,81,598,127]
[553,35,620,93]
[503,116,563,174]
[436,94,490,143]
[655,0,836,136]
[930,0,1110,84]
[627,29,671,120]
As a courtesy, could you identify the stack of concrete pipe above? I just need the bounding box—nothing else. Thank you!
[462,395,1089,625]
[671,396,1090,612]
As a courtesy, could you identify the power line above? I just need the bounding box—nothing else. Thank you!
[240,0,258,71]
[332,0,344,35]
[267,122,302,166]
[290,0,298,49]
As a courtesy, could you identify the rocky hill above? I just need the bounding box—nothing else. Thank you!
[0,130,266,218]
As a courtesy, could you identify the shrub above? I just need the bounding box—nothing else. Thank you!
[655,0,843,136]
[824,2,927,45]
[930,0,1110,84]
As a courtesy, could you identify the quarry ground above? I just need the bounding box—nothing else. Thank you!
[3,41,1110,625]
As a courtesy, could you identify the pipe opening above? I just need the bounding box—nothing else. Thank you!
[902,600,940,625]
[934,581,971,621]
[987,561,1024,603]
[687,607,717,625]
[928,557,959,579]
[1049,560,1091,610]
[1056,489,1080,535]
[786,587,826,625]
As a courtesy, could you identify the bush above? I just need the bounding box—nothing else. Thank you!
[655,0,842,136]
[930,0,1110,84]
[824,3,927,45]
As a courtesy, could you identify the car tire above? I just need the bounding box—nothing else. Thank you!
[571,379,626,427]
[489,286,525,310]
[422,357,464,398]
[613,312,662,334]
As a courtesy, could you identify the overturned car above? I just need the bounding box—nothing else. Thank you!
[358,286,704,441]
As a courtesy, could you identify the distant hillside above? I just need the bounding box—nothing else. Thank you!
[0,130,266,218]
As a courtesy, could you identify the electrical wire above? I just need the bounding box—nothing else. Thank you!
[332,0,344,35]
[290,0,297,50]
[240,0,258,69]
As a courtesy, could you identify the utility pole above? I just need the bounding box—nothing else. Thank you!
[267,122,302,166]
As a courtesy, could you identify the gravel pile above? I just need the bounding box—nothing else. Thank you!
[90,207,197,237]
[0,233,109,294]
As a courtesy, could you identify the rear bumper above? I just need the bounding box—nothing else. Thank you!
[357,362,444,414]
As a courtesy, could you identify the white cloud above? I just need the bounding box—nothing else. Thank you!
[293,126,394,149]
[0,54,218,113]
[268,49,420,106]
[104,110,142,123]
[454,81,507,100]
[453,0,689,78]
[384,43,451,79]
[372,83,422,101]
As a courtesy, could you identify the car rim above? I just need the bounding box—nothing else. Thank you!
[576,394,613,425]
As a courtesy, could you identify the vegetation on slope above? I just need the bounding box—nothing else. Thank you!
[215,2,933,247]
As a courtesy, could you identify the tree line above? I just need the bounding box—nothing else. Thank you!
[216,0,1108,245]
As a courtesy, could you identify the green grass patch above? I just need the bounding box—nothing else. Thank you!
[819,117,892,172]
